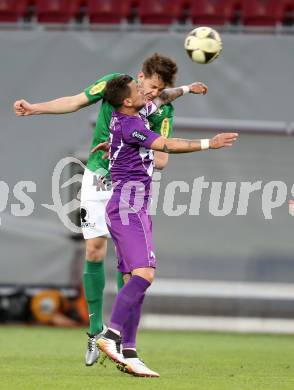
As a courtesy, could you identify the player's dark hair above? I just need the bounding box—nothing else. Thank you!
[142,52,178,87]
[104,75,133,108]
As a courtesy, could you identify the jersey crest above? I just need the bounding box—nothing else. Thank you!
[89,81,107,95]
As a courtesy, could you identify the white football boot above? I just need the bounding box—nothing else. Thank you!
[124,358,160,377]
[97,335,126,367]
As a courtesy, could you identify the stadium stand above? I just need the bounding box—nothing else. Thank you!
[87,0,132,24]
[189,0,242,25]
[0,0,293,26]
[0,0,30,22]
[137,0,185,24]
[242,0,294,26]
[280,0,294,25]
[35,0,82,23]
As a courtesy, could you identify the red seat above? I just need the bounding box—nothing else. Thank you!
[36,0,81,23]
[0,0,29,22]
[273,0,294,25]
[138,0,184,24]
[87,0,132,23]
[242,0,279,26]
[189,0,242,25]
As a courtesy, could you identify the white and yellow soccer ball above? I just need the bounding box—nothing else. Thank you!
[184,26,222,64]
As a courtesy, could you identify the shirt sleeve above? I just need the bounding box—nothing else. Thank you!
[122,117,161,149]
[84,73,122,104]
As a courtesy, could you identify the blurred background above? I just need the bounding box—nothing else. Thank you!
[1,0,294,332]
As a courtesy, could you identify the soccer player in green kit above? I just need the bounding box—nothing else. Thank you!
[13,53,208,366]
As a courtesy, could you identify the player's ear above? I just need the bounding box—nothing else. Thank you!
[137,71,144,82]
[124,97,132,107]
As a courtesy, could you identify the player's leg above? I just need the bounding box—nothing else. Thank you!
[84,236,107,332]
[99,268,159,377]
[120,214,154,353]
[83,237,107,366]
[120,269,159,377]
[120,212,159,377]
[121,271,144,350]
[98,204,159,376]
[98,268,153,364]
[80,168,111,366]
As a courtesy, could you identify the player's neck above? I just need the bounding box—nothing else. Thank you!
[118,106,140,117]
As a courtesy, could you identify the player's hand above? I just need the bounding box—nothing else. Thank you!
[209,133,239,149]
[91,141,110,159]
[189,82,208,95]
[13,99,35,116]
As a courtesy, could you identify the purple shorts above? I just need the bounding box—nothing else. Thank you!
[106,196,157,274]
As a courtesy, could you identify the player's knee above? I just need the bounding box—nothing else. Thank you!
[132,268,155,284]
[146,273,154,284]
[86,241,106,261]
[123,273,131,284]
[143,269,155,284]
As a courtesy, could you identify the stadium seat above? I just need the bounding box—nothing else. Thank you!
[35,0,81,23]
[189,0,242,25]
[87,0,132,24]
[242,0,280,26]
[274,0,294,25]
[138,0,185,24]
[0,0,29,22]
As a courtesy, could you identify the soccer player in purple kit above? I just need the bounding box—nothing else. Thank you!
[97,75,238,377]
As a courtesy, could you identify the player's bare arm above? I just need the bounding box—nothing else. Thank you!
[154,82,208,107]
[13,92,90,116]
[91,132,238,156]
[154,151,168,170]
[151,132,239,153]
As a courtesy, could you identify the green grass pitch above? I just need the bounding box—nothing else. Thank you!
[1,326,294,390]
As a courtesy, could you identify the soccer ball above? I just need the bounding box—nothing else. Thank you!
[184,26,222,64]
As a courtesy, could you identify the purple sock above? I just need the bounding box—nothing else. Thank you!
[109,275,150,334]
[122,293,145,349]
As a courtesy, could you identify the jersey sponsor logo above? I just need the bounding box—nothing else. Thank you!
[132,130,147,142]
[89,81,107,95]
[80,207,95,228]
[160,118,170,138]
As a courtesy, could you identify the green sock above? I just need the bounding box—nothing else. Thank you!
[83,260,105,335]
[116,271,124,291]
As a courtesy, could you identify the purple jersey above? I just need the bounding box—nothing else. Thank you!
[106,103,160,273]
[109,102,161,200]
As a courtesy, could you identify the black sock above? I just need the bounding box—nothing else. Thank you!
[123,349,138,358]
[104,329,120,342]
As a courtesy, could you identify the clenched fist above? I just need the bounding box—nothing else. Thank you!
[13,99,35,116]
[188,82,208,95]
